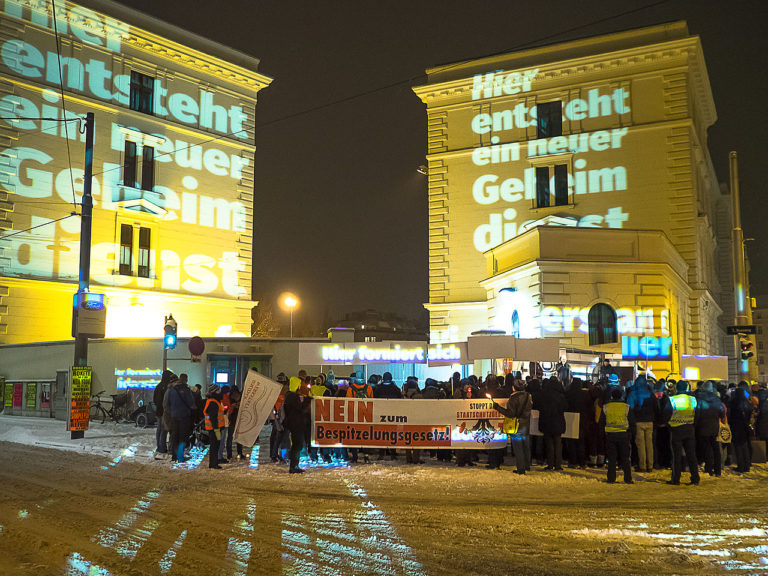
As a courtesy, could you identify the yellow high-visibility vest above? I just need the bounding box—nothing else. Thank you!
[669,394,696,427]
[604,401,630,433]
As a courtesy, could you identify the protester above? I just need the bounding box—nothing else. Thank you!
[492,378,532,474]
[164,374,195,463]
[627,374,658,473]
[374,372,403,461]
[536,377,567,471]
[729,381,754,473]
[283,377,311,473]
[226,386,244,460]
[695,380,725,476]
[152,370,176,459]
[217,385,231,464]
[565,378,590,469]
[204,383,225,470]
[270,373,289,463]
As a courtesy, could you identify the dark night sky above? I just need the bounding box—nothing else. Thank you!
[115,0,768,330]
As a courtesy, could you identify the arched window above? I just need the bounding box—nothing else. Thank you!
[588,303,618,345]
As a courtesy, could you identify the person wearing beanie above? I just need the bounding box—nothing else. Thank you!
[204,383,225,470]
[663,380,699,485]
[283,377,311,473]
[153,370,176,459]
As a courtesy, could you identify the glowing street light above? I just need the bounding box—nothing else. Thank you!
[282,294,299,338]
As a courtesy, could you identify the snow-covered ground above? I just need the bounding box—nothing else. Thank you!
[1,414,768,576]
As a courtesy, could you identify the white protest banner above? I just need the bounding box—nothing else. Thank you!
[529,409,580,439]
[311,397,511,449]
[233,370,282,448]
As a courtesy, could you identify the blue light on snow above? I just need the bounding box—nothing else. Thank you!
[65,552,113,576]
[158,529,187,574]
[101,443,139,471]
[93,490,160,560]
[17,510,28,519]
[171,445,207,471]
[248,446,260,469]
[225,499,256,576]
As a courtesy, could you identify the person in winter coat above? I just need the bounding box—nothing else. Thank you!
[484,376,506,469]
[565,378,590,468]
[627,375,659,473]
[374,372,402,461]
[663,380,700,485]
[204,383,225,469]
[729,382,754,473]
[535,377,568,470]
[600,386,634,484]
[454,381,477,467]
[226,386,244,460]
[345,374,371,463]
[153,370,176,458]
[695,380,725,476]
[191,384,204,427]
[756,384,768,455]
[217,386,231,464]
[283,378,311,473]
[492,379,532,474]
[164,375,196,463]
[404,384,424,464]
[269,374,289,463]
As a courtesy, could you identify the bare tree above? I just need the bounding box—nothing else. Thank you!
[251,303,279,338]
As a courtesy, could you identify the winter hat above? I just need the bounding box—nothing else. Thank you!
[611,387,623,400]
[207,383,221,395]
[676,380,690,394]
[382,372,393,383]
[276,372,288,384]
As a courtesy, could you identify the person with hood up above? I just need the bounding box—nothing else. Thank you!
[729,381,754,473]
[627,374,659,473]
[491,378,532,474]
[535,377,567,470]
[204,383,225,469]
[164,374,196,463]
[695,380,725,476]
[153,370,176,459]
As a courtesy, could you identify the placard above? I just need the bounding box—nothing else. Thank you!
[68,367,92,432]
[233,370,282,448]
[26,382,36,409]
[312,398,510,449]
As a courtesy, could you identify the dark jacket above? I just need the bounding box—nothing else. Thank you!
[535,379,567,436]
[627,378,659,423]
[756,389,768,440]
[374,382,403,399]
[494,390,532,430]
[695,390,725,437]
[283,390,310,432]
[729,389,754,443]
[153,370,175,418]
[166,383,195,420]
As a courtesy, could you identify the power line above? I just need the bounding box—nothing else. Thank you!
[255,0,673,130]
[0,213,79,241]
[51,0,78,211]
[0,116,82,121]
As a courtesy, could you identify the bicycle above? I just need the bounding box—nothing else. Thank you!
[89,391,130,424]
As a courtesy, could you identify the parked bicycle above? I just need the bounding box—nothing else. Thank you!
[89,391,129,424]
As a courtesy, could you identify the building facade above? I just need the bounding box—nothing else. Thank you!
[414,22,734,377]
[0,0,271,343]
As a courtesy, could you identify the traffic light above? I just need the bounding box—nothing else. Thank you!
[740,337,754,360]
[164,314,177,349]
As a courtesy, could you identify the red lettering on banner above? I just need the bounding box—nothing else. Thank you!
[357,401,373,423]
[316,398,331,421]
[333,399,345,421]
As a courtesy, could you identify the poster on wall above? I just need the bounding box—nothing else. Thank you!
[232,370,282,448]
[26,382,37,409]
[311,397,510,450]
[68,367,92,432]
[13,383,22,408]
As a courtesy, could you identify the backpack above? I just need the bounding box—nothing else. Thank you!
[353,384,370,399]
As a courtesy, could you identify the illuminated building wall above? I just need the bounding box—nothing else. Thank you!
[414,22,732,367]
[0,0,272,343]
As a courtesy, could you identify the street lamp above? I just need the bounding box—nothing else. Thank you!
[284,295,298,338]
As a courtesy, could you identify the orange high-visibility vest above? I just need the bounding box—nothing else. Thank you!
[204,398,225,430]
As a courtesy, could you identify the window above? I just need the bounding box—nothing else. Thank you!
[588,303,618,345]
[123,141,137,187]
[141,146,154,190]
[119,225,152,277]
[130,71,154,114]
[535,164,569,208]
[119,223,133,275]
[536,101,562,139]
[137,227,151,278]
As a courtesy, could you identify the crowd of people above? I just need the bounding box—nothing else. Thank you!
[152,362,768,482]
